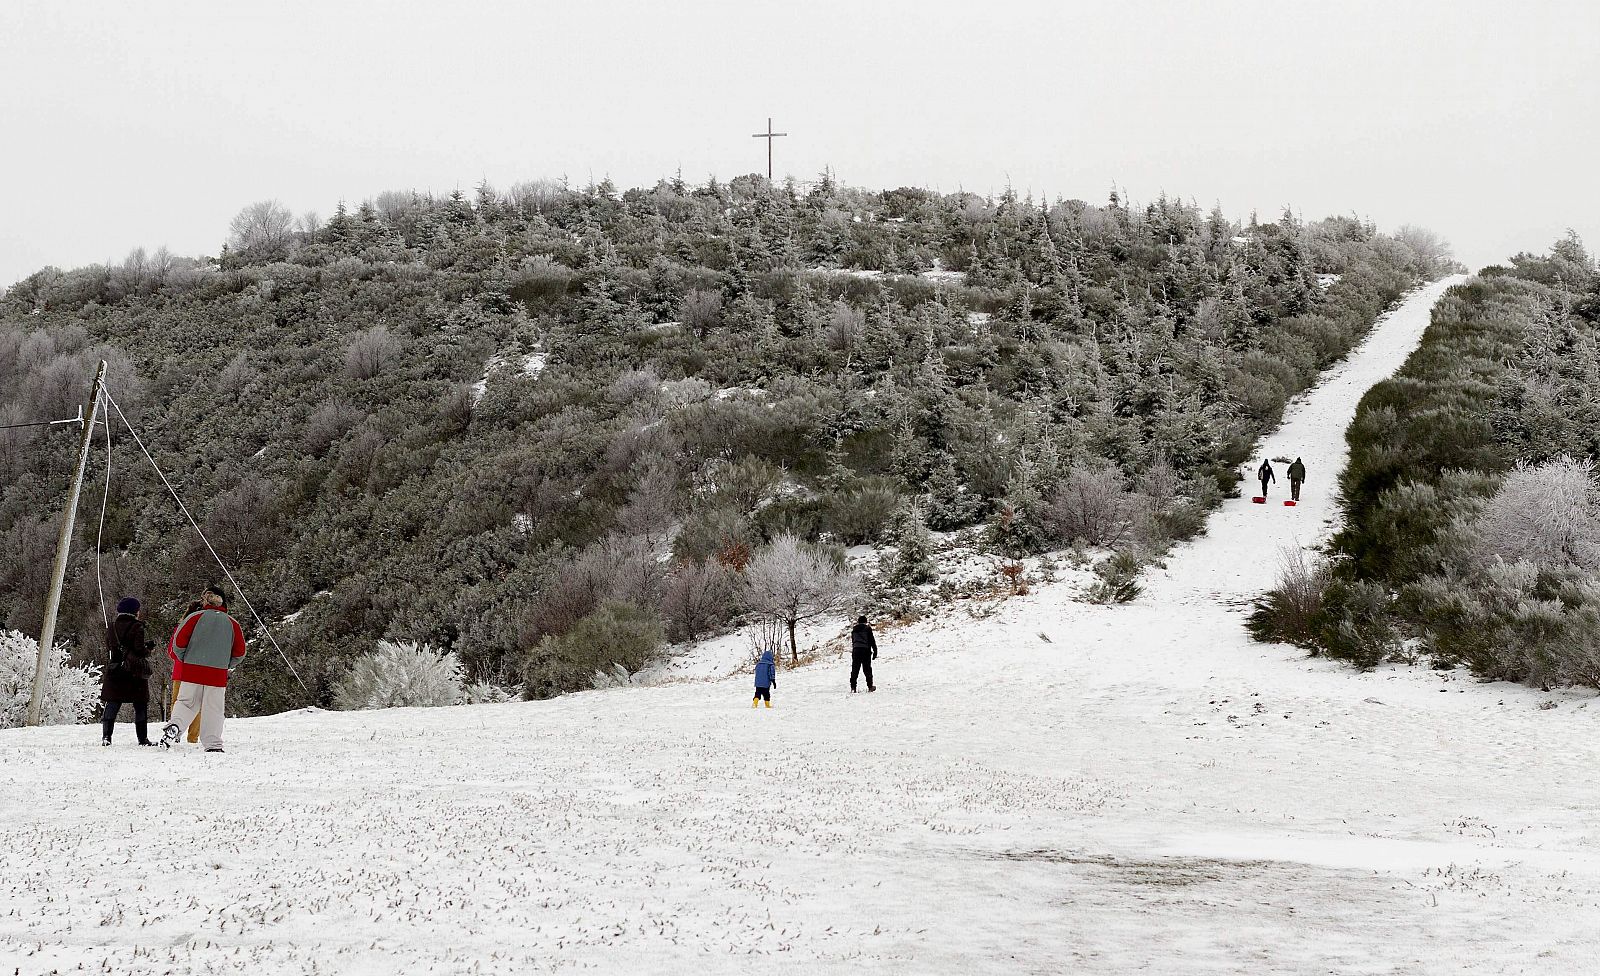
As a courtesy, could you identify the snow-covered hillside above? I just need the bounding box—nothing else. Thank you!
[6,275,1598,975]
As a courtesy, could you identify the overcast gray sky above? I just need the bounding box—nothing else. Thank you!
[2,0,1596,287]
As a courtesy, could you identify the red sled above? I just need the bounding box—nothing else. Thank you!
[1251,496,1266,504]
[1284,500,1297,507]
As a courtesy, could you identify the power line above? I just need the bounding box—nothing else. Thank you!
[99,384,310,696]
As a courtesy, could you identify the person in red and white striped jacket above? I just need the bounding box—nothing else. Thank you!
[160,584,246,753]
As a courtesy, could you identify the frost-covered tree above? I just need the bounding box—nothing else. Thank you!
[227,199,295,260]
[1474,457,1600,573]
[0,631,100,728]
[741,534,861,664]
[332,640,465,710]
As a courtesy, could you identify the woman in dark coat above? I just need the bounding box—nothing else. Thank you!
[101,597,155,746]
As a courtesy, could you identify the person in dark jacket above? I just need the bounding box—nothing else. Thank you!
[849,616,877,693]
[1287,457,1307,502]
[1257,460,1276,498]
[752,648,777,708]
[100,597,155,746]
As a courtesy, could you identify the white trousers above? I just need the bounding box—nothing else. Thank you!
[168,683,227,750]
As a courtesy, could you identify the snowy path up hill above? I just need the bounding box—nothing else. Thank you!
[1147,273,1464,607]
[5,274,1599,976]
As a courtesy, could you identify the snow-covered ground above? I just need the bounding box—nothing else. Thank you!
[7,274,1599,975]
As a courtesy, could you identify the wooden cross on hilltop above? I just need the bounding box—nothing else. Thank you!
[752,117,787,181]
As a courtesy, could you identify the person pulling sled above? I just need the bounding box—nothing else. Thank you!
[1287,457,1306,502]
[1257,459,1275,499]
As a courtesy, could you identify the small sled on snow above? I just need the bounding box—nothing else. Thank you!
[1251,496,1266,504]
[1284,500,1297,507]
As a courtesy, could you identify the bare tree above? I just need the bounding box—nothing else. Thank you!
[740,534,861,665]
[745,616,786,665]
[298,210,322,241]
[824,300,865,350]
[509,179,568,216]
[661,559,736,642]
[1044,465,1134,548]
[616,461,680,545]
[228,199,294,259]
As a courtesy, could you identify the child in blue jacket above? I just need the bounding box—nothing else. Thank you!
[753,649,777,708]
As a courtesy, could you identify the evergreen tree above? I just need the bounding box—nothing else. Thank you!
[886,501,938,586]
[988,459,1051,557]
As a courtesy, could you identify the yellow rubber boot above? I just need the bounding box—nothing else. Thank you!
[764,699,772,708]
[752,697,759,708]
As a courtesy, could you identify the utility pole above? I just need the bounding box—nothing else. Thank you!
[28,360,106,727]
[751,117,787,181]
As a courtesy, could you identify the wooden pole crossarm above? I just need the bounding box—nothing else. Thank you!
[28,360,107,727]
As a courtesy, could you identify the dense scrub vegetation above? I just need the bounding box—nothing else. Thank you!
[1251,235,1600,688]
[0,175,1446,714]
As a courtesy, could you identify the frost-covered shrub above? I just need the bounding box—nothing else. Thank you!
[0,630,100,728]
[1473,457,1600,573]
[529,537,663,640]
[589,663,663,689]
[660,558,737,642]
[1247,548,1334,648]
[333,640,465,710]
[1410,563,1600,688]
[464,680,522,704]
[345,324,403,380]
[822,482,900,545]
[521,602,665,700]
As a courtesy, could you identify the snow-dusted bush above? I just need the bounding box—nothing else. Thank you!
[589,663,662,689]
[1411,562,1600,689]
[521,602,665,700]
[464,680,521,704]
[1473,457,1600,573]
[660,558,737,642]
[0,630,100,728]
[333,640,465,710]
[1247,547,1334,648]
[1085,551,1143,604]
[345,323,403,380]
[1317,580,1401,669]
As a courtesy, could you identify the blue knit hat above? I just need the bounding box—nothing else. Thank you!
[115,597,141,615]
